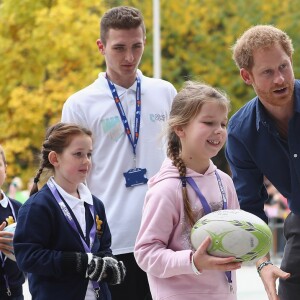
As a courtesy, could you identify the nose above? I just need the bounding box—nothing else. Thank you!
[274,70,284,85]
[125,50,134,62]
[214,124,225,134]
[82,154,91,164]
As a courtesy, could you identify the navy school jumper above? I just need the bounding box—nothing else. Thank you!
[13,184,112,300]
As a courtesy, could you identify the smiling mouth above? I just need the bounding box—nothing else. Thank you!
[207,140,220,145]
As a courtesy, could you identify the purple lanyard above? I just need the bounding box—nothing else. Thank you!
[47,180,101,296]
[184,171,232,288]
[0,198,17,296]
[106,75,141,156]
[185,171,228,214]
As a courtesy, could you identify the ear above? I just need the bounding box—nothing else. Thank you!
[240,68,253,85]
[96,39,105,55]
[48,151,59,167]
[174,125,186,138]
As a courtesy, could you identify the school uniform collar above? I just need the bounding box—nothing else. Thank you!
[0,190,9,208]
[49,177,93,209]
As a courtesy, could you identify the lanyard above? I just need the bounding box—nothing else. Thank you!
[47,180,101,297]
[185,171,228,213]
[106,75,141,157]
[184,171,232,288]
[0,199,17,296]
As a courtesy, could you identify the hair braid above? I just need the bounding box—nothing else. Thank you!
[167,133,195,228]
[30,165,44,197]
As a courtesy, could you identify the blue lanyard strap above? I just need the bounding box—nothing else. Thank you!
[47,180,100,293]
[106,75,141,156]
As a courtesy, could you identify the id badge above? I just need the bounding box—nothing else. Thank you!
[123,168,148,188]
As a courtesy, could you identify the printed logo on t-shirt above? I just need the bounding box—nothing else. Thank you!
[101,116,123,141]
[149,113,167,122]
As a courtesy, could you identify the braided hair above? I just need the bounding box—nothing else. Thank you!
[30,123,92,196]
[167,81,230,227]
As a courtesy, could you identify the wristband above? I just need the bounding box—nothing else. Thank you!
[257,260,273,275]
[191,255,202,275]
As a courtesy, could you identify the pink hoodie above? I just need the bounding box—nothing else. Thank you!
[134,158,240,300]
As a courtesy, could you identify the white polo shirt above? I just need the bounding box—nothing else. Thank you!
[62,69,176,254]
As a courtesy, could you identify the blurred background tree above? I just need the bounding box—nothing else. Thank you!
[1,0,300,187]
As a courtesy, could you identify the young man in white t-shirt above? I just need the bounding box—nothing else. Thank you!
[62,6,176,300]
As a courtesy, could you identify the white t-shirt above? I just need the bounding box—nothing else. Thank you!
[62,69,176,254]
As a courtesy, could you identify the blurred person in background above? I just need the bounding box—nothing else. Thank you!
[7,177,27,204]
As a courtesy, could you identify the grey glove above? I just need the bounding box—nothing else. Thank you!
[87,256,126,285]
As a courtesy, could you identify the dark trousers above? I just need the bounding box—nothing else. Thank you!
[109,253,152,300]
[279,212,300,299]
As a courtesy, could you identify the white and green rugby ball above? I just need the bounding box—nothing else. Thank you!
[191,209,272,262]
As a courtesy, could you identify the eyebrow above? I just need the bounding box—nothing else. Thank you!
[201,115,228,119]
[112,42,143,47]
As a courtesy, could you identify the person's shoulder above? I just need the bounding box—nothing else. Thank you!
[22,184,53,207]
[91,195,108,217]
[147,176,181,202]
[295,79,300,88]
[8,197,22,208]
[216,168,233,182]
[139,70,176,91]
[144,76,176,89]
[65,73,107,103]
[228,96,258,131]
[92,194,105,208]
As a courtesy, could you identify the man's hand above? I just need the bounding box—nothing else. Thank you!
[257,256,290,300]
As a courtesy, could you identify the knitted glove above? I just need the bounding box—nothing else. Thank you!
[87,256,126,285]
[86,256,105,282]
[102,257,126,285]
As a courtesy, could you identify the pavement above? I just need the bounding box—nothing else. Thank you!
[237,264,268,300]
[23,258,281,299]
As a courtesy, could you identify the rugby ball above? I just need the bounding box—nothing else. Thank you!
[2,223,17,261]
[190,210,272,262]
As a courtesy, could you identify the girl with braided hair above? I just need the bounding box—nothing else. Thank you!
[135,81,241,299]
[13,123,125,300]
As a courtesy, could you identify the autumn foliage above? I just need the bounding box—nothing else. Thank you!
[1,0,300,184]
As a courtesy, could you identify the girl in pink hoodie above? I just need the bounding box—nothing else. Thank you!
[134,81,241,300]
